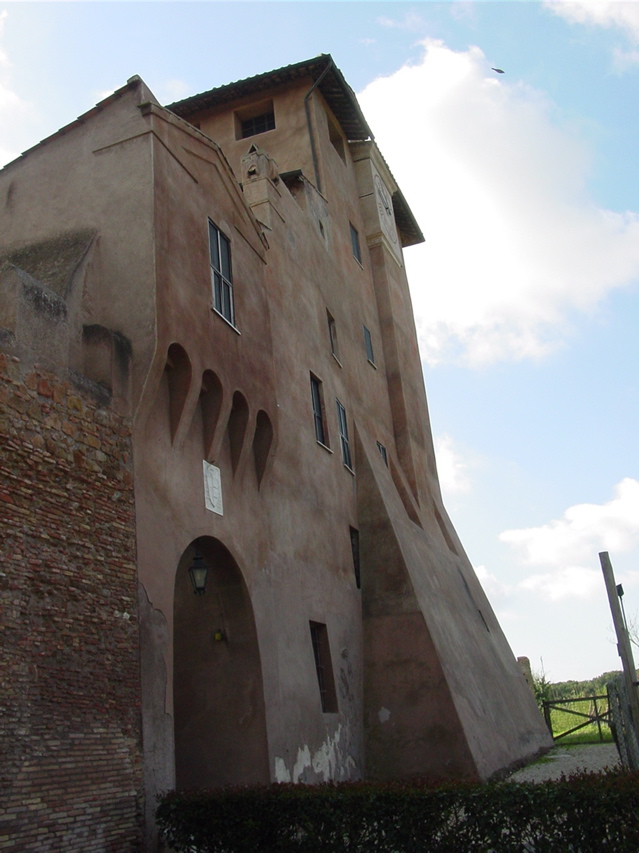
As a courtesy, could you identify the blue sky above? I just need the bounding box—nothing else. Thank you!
[2,1,638,682]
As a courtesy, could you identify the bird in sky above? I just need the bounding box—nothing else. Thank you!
[492,67,505,74]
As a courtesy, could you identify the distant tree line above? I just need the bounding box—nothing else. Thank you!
[549,671,622,700]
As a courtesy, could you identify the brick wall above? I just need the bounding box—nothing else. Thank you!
[0,352,142,852]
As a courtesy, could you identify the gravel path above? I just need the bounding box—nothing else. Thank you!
[508,742,620,783]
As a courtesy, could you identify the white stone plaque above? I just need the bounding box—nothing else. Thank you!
[203,461,223,515]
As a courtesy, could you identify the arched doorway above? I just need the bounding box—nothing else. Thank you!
[173,538,270,789]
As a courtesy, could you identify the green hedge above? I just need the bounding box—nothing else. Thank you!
[157,771,639,852]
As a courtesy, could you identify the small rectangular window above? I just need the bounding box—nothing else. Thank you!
[376,441,388,466]
[327,112,346,163]
[336,399,352,470]
[310,374,328,447]
[234,99,276,140]
[327,310,340,362]
[363,325,375,365]
[309,621,338,713]
[350,223,362,265]
[241,111,275,139]
[209,220,234,326]
[349,527,360,589]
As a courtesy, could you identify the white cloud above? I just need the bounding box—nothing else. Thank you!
[0,10,33,168]
[358,40,639,367]
[499,478,639,600]
[161,78,191,103]
[520,565,602,601]
[500,478,639,566]
[475,564,513,599]
[493,607,520,624]
[545,0,639,42]
[546,0,639,68]
[93,87,118,103]
[434,433,472,496]
[618,571,639,591]
[612,45,639,70]
[377,12,427,31]
[449,2,478,25]
[0,10,9,69]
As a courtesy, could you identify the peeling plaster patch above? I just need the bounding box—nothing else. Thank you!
[274,723,359,784]
[274,757,291,783]
[378,707,391,723]
[293,745,312,781]
[312,735,336,778]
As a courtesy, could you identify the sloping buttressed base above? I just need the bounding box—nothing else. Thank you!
[355,428,552,782]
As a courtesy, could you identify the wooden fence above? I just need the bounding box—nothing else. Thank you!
[542,695,611,742]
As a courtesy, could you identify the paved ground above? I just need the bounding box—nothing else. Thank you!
[508,742,621,783]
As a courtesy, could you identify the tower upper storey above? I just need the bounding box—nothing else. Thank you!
[167,54,423,250]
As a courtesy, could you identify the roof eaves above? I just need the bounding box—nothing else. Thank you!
[166,54,373,143]
[392,188,425,247]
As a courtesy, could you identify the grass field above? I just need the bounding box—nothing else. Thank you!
[545,696,613,744]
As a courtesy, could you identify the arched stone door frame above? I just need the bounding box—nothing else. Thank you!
[173,537,270,789]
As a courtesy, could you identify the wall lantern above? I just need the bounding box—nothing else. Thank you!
[188,549,209,595]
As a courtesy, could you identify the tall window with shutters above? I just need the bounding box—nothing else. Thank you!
[363,325,375,365]
[350,223,362,265]
[336,399,352,470]
[209,220,234,326]
[310,374,329,448]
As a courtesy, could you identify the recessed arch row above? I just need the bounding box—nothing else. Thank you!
[160,343,275,487]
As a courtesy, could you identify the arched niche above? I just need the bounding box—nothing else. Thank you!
[227,391,249,474]
[164,343,192,443]
[252,410,273,487]
[200,370,223,460]
[173,537,270,789]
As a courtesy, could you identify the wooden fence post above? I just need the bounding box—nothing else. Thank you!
[599,551,639,766]
[542,700,553,736]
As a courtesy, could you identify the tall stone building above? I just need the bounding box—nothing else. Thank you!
[0,56,551,851]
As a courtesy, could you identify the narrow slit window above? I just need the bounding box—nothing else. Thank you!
[309,621,338,713]
[336,399,352,470]
[350,223,362,264]
[349,527,361,589]
[327,311,340,361]
[363,325,375,365]
[209,220,234,326]
[376,441,388,466]
[310,374,328,447]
